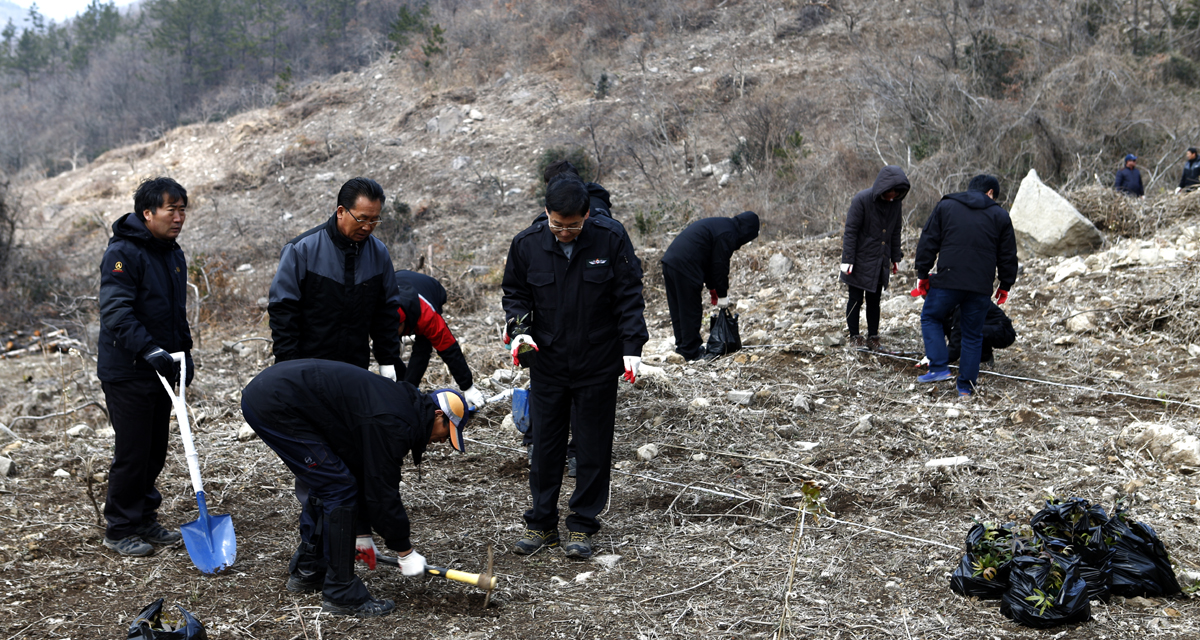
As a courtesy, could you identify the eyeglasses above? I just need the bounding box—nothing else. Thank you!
[548,221,585,232]
[345,211,383,227]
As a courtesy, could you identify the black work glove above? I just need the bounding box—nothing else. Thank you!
[142,346,178,386]
[185,351,195,387]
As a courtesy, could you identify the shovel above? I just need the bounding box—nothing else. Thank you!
[156,352,237,574]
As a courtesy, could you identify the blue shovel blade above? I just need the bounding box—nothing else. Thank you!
[512,389,530,434]
[181,491,237,574]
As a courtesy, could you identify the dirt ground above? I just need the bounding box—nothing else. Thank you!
[2,221,1200,640]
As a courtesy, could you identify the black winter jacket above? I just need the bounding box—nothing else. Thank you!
[1115,166,1144,197]
[394,270,472,390]
[914,190,1019,295]
[660,211,760,296]
[268,215,402,369]
[98,213,192,382]
[947,302,1017,362]
[840,166,910,292]
[241,359,434,552]
[1180,158,1200,191]
[502,215,648,387]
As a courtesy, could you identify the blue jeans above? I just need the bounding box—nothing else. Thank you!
[920,288,991,393]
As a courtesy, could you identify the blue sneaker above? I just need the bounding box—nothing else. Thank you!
[918,370,954,383]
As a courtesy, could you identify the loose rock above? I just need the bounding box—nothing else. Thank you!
[1009,169,1104,259]
[0,456,14,477]
[768,253,792,277]
[637,443,660,461]
[53,468,71,479]
[237,424,258,442]
[726,390,754,405]
[925,456,971,468]
[66,424,94,437]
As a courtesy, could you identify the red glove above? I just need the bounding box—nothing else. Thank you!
[891,262,899,275]
[709,289,718,306]
[995,289,1009,304]
[909,279,930,298]
[355,535,377,570]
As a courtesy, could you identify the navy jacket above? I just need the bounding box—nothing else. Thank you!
[241,359,434,552]
[98,213,192,382]
[914,190,1018,295]
[840,166,910,292]
[1115,166,1144,197]
[1180,159,1200,191]
[502,215,648,387]
[268,215,402,369]
[394,270,472,390]
[660,211,760,296]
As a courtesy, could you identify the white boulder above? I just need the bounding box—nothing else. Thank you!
[1009,169,1103,259]
[1131,423,1200,467]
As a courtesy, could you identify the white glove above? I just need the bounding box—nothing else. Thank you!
[379,364,397,381]
[623,355,641,384]
[463,385,486,409]
[840,263,853,275]
[397,549,426,577]
[1177,187,1183,194]
[355,535,378,570]
[716,297,731,309]
[401,334,416,345]
[916,356,929,368]
[510,334,538,366]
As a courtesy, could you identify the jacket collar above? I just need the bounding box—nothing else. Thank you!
[324,214,361,254]
[538,218,594,256]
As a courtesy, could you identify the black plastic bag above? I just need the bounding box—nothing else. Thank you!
[949,522,1028,599]
[705,308,741,357]
[1104,509,1181,597]
[128,598,208,639]
[1031,498,1113,602]
[1000,554,1091,629]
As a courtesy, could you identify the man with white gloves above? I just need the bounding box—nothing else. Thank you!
[268,177,404,378]
[502,174,647,559]
[393,270,486,408]
[241,359,471,617]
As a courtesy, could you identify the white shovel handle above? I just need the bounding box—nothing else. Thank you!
[156,352,204,496]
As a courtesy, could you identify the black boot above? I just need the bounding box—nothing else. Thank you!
[287,495,326,592]
[320,506,386,616]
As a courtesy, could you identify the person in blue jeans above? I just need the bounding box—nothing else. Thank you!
[911,175,1018,396]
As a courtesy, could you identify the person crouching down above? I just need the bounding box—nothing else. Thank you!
[240,359,470,617]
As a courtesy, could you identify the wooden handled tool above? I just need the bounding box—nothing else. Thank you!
[377,545,498,597]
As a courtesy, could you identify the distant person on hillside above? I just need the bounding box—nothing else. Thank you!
[839,165,910,352]
[268,177,404,378]
[97,177,193,557]
[1177,147,1200,194]
[660,211,760,361]
[912,174,1018,398]
[392,270,486,408]
[1114,154,1144,198]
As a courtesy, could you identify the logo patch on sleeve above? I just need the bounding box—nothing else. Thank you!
[112,261,124,273]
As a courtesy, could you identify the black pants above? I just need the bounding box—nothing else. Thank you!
[662,264,705,360]
[242,402,370,606]
[403,336,434,387]
[102,378,172,540]
[845,285,882,337]
[526,377,616,535]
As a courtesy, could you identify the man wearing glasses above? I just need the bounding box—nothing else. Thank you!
[502,175,648,559]
[269,177,404,378]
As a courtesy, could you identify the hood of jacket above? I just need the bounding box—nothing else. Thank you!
[586,182,612,209]
[871,165,911,201]
[943,190,999,211]
[110,211,177,251]
[734,210,760,247]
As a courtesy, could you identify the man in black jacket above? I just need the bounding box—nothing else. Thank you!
[660,211,760,361]
[241,359,471,617]
[912,175,1018,397]
[393,270,485,408]
[268,177,403,378]
[502,175,648,559]
[1114,154,1144,198]
[97,177,193,557]
[1178,147,1200,194]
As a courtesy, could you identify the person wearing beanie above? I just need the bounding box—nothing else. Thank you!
[660,211,760,361]
[240,359,470,618]
[1114,154,1144,198]
[839,165,910,352]
[1177,147,1200,194]
[911,174,1018,398]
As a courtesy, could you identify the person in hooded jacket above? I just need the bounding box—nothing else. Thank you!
[392,270,486,408]
[1177,147,1200,194]
[839,166,910,351]
[97,177,193,557]
[240,359,471,617]
[911,175,1018,397]
[540,159,615,220]
[660,211,760,361]
[268,177,403,378]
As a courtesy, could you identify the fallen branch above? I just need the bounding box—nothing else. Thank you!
[638,560,746,604]
[8,401,109,427]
